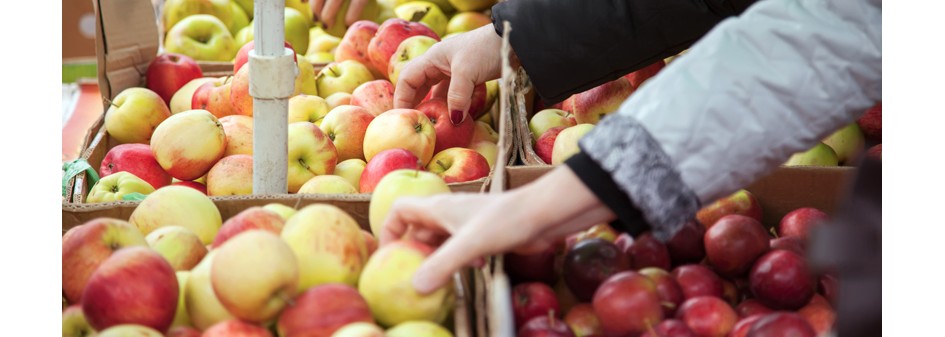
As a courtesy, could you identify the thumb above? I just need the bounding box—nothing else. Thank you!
[412,233,478,294]
[446,75,475,125]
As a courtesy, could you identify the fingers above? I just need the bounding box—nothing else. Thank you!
[321,0,345,28]
[311,0,325,22]
[345,0,369,27]
[447,74,475,125]
[394,52,449,109]
[379,197,449,246]
[412,232,483,294]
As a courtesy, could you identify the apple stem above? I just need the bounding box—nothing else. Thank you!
[409,8,429,22]
[103,98,119,109]
[644,319,657,336]
[769,227,779,238]
[436,159,448,170]
[547,310,556,328]
[328,66,339,77]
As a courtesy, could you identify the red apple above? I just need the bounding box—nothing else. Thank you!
[561,77,634,125]
[666,220,707,266]
[320,105,376,161]
[749,250,814,310]
[735,299,774,318]
[778,207,829,241]
[335,21,382,78]
[704,215,770,277]
[350,80,395,116]
[277,284,374,337]
[191,78,235,118]
[728,315,765,337]
[429,81,493,121]
[563,238,631,301]
[535,126,566,164]
[563,304,602,337]
[614,233,633,253]
[671,265,723,300]
[418,98,475,153]
[675,296,737,337]
[745,312,816,337]
[359,148,423,193]
[203,320,273,337]
[592,271,663,336]
[695,190,763,228]
[233,40,297,74]
[212,207,286,248]
[426,147,490,183]
[367,18,440,76]
[567,224,620,251]
[797,295,836,336]
[82,247,178,332]
[769,236,806,256]
[146,53,203,104]
[518,313,576,337]
[513,282,561,330]
[505,246,559,285]
[857,101,881,142]
[626,232,671,271]
[640,319,697,337]
[62,218,147,303]
[171,180,208,194]
[553,279,580,316]
[638,267,684,317]
[623,60,665,89]
[167,326,202,337]
[867,143,881,161]
[100,143,172,189]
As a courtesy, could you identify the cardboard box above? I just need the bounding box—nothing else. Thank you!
[63,0,98,60]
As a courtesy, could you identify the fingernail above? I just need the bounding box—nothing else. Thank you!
[412,269,434,294]
[450,110,465,125]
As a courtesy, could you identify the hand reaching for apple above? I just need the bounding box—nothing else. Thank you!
[393,25,503,125]
[311,0,371,28]
[379,165,616,294]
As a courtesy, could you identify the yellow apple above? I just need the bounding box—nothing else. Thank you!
[146,226,208,271]
[469,140,498,169]
[288,122,339,192]
[86,171,156,203]
[263,203,298,221]
[206,154,254,196]
[104,87,171,145]
[551,123,594,164]
[163,0,233,32]
[321,105,375,161]
[368,169,450,235]
[305,51,336,64]
[334,158,367,188]
[363,109,437,166]
[307,27,343,56]
[326,92,354,109]
[228,1,250,35]
[129,185,223,245]
[284,8,311,57]
[185,251,236,330]
[288,94,332,125]
[394,2,448,37]
[150,109,227,181]
[316,60,375,97]
[281,204,368,291]
[164,14,238,62]
[446,0,494,12]
[219,115,254,156]
[386,321,453,337]
[211,231,299,323]
[298,175,359,194]
[171,271,192,328]
[171,77,216,114]
[295,55,320,96]
[97,325,164,337]
[470,121,498,144]
[446,12,490,35]
[331,322,386,337]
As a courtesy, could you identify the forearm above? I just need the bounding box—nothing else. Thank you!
[511,165,616,240]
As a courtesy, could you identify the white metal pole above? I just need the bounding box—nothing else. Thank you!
[250,0,295,194]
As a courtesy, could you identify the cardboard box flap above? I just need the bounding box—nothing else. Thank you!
[95,0,160,101]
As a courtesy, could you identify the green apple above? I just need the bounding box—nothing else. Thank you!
[288,122,339,193]
[233,0,253,19]
[446,0,494,12]
[297,175,359,194]
[387,35,437,85]
[552,123,594,164]
[394,2,448,37]
[387,0,454,14]
[387,321,453,337]
[295,54,320,96]
[211,231,299,323]
[228,1,251,35]
[163,0,233,32]
[822,123,864,165]
[185,251,235,330]
[529,108,576,141]
[146,226,208,271]
[305,51,336,64]
[104,87,171,145]
[316,60,376,97]
[368,169,450,236]
[171,271,192,328]
[281,204,368,291]
[308,26,342,56]
[285,8,311,57]
[62,305,95,337]
[235,24,254,48]
[785,143,839,166]
[334,158,367,188]
[288,94,332,125]
[87,171,156,203]
[446,11,490,35]
[165,14,238,62]
[263,203,298,221]
[286,0,315,23]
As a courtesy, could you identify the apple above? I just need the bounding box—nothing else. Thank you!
[295,55,321,96]
[513,282,561,330]
[202,77,238,118]
[62,218,148,303]
[163,0,232,32]
[62,305,94,337]
[744,312,816,337]
[749,250,814,310]
[327,92,355,108]
[279,7,311,56]
[387,321,454,337]
[219,115,254,156]
[104,87,171,145]
[82,247,178,332]
[470,140,498,169]
[797,295,836,336]
[359,148,423,193]
[97,325,164,337]
[784,143,839,166]
[298,175,359,194]
[867,143,881,160]
[369,169,450,235]
[277,284,374,337]
[362,230,379,256]
[735,299,774,318]
[471,120,498,144]
[146,226,208,271]
[130,185,223,244]
[167,326,202,337]
[363,109,437,165]
[426,148,489,183]
[316,0,383,38]
[228,65,254,116]
[418,98,475,153]
[228,1,250,35]
[206,154,254,196]
[623,60,665,89]
[640,319,697,337]
[704,214,770,277]
[529,109,576,141]
[671,265,723,300]
[336,158,368,188]
[728,315,765,337]
[695,190,763,228]
[552,124,595,164]
[289,94,332,125]
[233,40,297,74]
[146,53,204,104]
[857,102,881,142]
[387,35,438,85]
[164,14,237,62]
[212,231,299,323]
[518,314,576,337]
[282,204,368,290]
[822,123,865,165]
[288,121,339,193]
[350,80,395,116]
[308,27,343,56]
[263,203,298,221]
[561,77,634,125]
[171,77,216,114]
[185,251,236,330]
[150,109,226,180]
[100,144,171,190]
[335,21,382,77]
[394,2,448,37]
[321,105,376,161]
[212,207,286,248]
[553,278,580,315]
[626,232,672,271]
[563,238,630,302]
[592,271,663,336]
[368,18,440,76]
[330,322,386,337]
[424,81,493,120]
[675,296,737,337]
[638,267,685,317]
[317,60,376,97]
[358,240,455,327]
[202,320,274,337]
[171,180,208,194]
[446,12,490,35]
[778,207,829,241]
[171,271,192,328]
[721,279,739,306]
[769,236,805,258]
[534,126,565,164]
[563,304,601,337]
[86,171,156,203]
[504,245,558,286]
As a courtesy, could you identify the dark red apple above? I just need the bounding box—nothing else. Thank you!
[745,312,816,337]
[728,315,765,337]
[666,220,706,266]
[592,271,663,336]
[518,313,576,337]
[146,53,203,104]
[778,207,829,241]
[735,299,774,318]
[535,126,566,164]
[818,274,838,304]
[505,246,559,285]
[749,250,815,310]
[100,143,172,189]
[857,101,881,142]
[640,319,697,337]
[671,265,723,299]
[704,215,770,277]
[563,304,602,337]
[798,295,836,336]
[563,238,631,301]
[675,296,737,337]
[627,232,671,271]
[638,267,684,317]
[359,148,423,192]
[513,282,561,330]
[769,236,805,256]
[867,143,881,161]
[565,224,620,252]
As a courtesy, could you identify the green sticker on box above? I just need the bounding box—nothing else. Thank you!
[62,159,100,197]
[121,192,148,201]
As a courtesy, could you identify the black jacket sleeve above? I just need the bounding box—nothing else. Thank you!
[491,0,757,104]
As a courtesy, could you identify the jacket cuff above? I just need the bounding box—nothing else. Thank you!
[577,114,701,241]
[565,152,651,237]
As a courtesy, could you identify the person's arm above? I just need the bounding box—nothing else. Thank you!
[491,0,757,103]
[569,0,882,240]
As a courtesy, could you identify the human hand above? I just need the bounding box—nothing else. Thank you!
[310,0,370,29]
[393,25,502,125]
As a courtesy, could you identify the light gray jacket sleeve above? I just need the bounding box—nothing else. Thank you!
[578,0,881,239]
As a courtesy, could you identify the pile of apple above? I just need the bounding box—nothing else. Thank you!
[64,180,460,337]
[784,101,882,167]
[504,189,839,337]
[89,8,505,202]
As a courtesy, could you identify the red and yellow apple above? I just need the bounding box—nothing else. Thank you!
[289,94,332,125]
[129,185,223,244]
[220,115,254,156]
[212,231,300,323]
[367,18,440,76]
[363,109,437,165]
[316,60,376,97]
[282,204,368,290]
[320,105,376,161]
[426,147,490,183]
[104,87,171,145]
[206,154,254,196]
[101,143,172,189]
[146,226,208,271]
[368,169,450,236]
[82,247,178,332]
[212,206,286,248]
[62,218,147,303]
[551,124,595,164]
[150,109,227,181]
[350,80,395,116]
[335,158,368,189]
[360,148,423,193]
[418,98,475,153]
[185,251,236,330]
[288,122,339,192]
[277,284,374,337]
